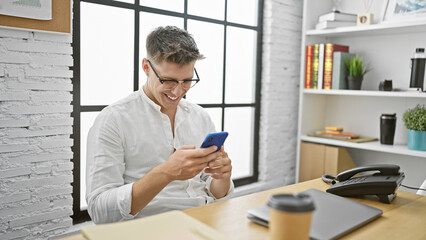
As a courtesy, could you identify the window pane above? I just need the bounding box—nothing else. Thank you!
[227,0,258,26]
[224,107,254,179]
[225,26,257,104]
[140,0,184,13]
[139,12,184,88]
[188,0,225,20]
[186,20,224,104]
[81,3,134,106]
[204,107,222,132]
[80,112,100,210]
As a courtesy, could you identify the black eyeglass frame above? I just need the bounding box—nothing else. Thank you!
[147,59,200,90]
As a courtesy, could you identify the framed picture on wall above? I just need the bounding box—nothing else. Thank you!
[0,0,71,34]
[382,0,426,22]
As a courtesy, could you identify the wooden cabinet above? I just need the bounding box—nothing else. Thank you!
[299,142,355,182]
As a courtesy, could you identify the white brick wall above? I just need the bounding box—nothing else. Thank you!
[237,0,303,196]
[259,0,302,187]
[0,28,74,239]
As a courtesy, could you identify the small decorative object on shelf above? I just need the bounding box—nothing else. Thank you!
[357,0,374,26]
[379,79,393,91]
[403,104,426,151]
[345,55,370,90]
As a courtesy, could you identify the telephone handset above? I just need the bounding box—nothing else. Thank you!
[322,164,405,203]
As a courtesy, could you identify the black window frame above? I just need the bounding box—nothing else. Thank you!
[71,0,263,224]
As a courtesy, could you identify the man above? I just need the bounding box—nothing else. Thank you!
[86,26,234,224]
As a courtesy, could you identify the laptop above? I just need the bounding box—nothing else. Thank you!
[247,189,382,240]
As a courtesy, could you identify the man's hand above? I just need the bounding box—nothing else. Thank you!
[130,145,230,215]
[205,146,232,199]
[160,145,220,181]
[204,146,232,179]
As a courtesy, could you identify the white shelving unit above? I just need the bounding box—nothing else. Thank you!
[296,0,426,191]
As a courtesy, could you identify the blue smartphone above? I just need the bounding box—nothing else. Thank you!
[200,132,229,152]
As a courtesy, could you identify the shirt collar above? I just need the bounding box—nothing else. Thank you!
[139,88,190,113]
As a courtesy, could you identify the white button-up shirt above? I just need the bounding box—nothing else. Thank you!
[86,89,234,224]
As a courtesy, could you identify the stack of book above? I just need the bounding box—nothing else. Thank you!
[315,11,357,30]
[313,126,360,140]
[305,43,353,89]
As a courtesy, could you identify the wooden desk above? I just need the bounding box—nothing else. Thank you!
[183,178,426,240]
[62,178,426,240]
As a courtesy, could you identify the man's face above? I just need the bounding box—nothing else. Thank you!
[142,58,195,113]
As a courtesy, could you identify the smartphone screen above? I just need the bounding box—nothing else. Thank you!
[200,132,229,152]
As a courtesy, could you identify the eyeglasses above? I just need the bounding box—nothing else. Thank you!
[147,59,200,90]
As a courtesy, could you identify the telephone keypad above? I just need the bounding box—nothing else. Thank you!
[342,177,367,185]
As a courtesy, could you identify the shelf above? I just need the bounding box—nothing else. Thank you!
[306,20,426,37]
[301,135,426,158]
[302,89,426,98]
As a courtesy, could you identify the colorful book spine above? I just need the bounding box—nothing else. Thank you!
[305,45,313,88]
[311,44,320,89]
[317,43,325,89]
[323,43,349,90]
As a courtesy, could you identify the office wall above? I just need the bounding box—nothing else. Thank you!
[0,29,74,239]
[260,0,302,185]
[234,0,302,196]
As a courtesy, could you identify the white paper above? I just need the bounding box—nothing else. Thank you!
[0,0,52,20]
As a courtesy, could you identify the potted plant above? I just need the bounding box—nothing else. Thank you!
[345,55,370,90]
[403,104,426,151]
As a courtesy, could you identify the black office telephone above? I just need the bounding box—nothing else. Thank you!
[322,164,405,203]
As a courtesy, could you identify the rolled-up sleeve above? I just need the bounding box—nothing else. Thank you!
[86,110,135,224]
[201,172,234,201]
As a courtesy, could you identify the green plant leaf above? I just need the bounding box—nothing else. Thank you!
[344,55,370,77]
[403,104,426,131]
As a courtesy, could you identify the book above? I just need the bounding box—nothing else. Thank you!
[325,126,343,132]
[311,44,320,89]
[318,11,357,22]
[323,44,349,90]
[332,52,355,90]
[308,133,378,143]
[314,131,360,140]
[305,45,313,88]
[315,20,356,30]
[317,43,325,89]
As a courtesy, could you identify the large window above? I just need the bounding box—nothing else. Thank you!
[72,0,263,223]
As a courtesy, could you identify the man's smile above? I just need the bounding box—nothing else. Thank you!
[165,93,178,101]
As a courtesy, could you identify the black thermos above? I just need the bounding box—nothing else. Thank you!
[380,113,397,145]
[410,48,426,91]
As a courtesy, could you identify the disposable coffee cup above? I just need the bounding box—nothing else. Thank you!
[267,193,315,240]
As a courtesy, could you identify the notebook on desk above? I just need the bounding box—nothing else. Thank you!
[247,188,382,240]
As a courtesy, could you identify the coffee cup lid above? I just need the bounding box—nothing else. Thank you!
[267,193,315,212]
